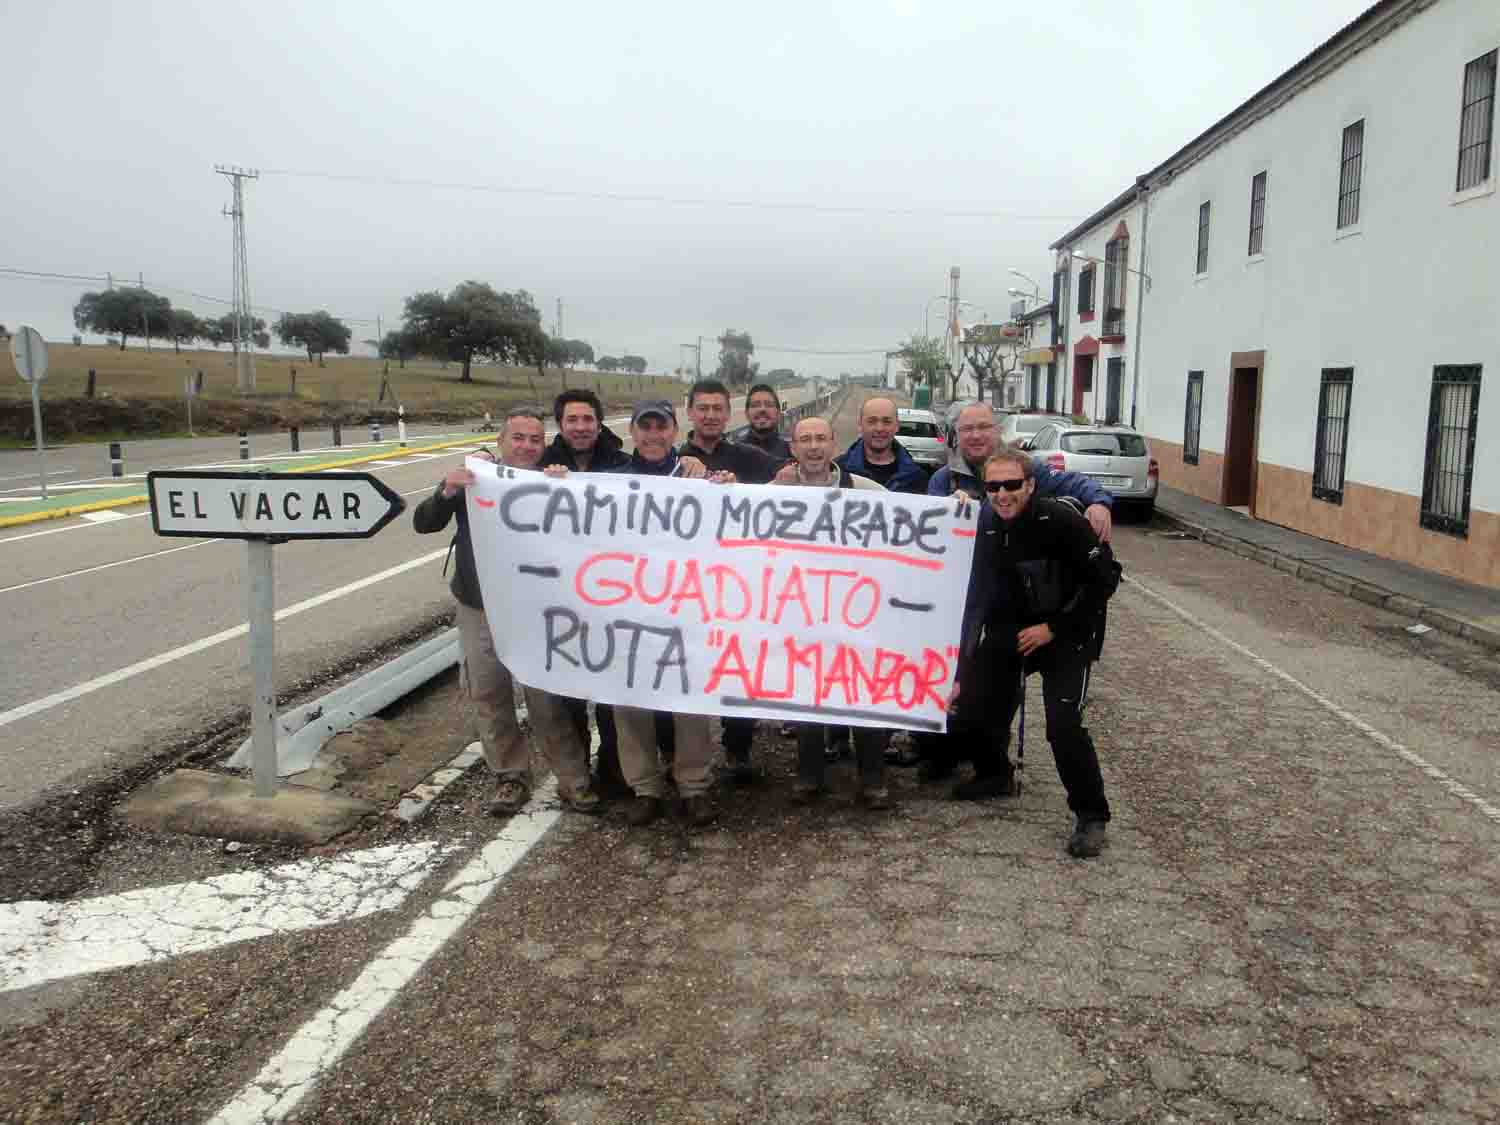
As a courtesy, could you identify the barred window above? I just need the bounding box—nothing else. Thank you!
[1184,371,1204,465]
[1248,171,1267,255]
[1338,120,1364,229]
[1312,369,1353,504]
[1195,202,1211,274]
[1421,366,1482,537]
[1457,50,1497,191]
[1077,263,1095,316]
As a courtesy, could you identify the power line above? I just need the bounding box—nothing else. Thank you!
[259,167,1083,222]
[0,266,378,325]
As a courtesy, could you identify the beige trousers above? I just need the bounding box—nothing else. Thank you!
[613,706,714,798]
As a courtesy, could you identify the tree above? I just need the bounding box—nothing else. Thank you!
[567,339,595,367]
[621,355,647,375]
[715,330,756,388]
[275,310,352,365]
[202,312,267,351]
[401,281,543,383]
[379,328,418,369]
[167,309,202,354]
[896,334,946,392]
[596,355,620,372]
[73,287,172,351]
[961,322,1029,402]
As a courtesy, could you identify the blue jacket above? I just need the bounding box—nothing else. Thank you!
[837,438,929,494]
[928,458,1114,508]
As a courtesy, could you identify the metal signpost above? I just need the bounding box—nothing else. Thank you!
[8,326,49,498]
[147,470,406,797]
[183,372,198,436]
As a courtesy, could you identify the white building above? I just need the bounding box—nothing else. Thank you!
[1049,187,1149,426]
[1053,0,1498,589]
[1015,302,1060,412]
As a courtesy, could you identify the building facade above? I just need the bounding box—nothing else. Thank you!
[1057,0,1498,588]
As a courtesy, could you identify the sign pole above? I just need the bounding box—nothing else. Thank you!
[29,380,47,499]
[247,537,278,797]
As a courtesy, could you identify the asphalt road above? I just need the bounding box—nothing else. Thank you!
[2,502,1497,1123]
[0,389,818,815]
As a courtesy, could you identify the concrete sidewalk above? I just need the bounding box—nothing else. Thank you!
[1154,484,1500,650]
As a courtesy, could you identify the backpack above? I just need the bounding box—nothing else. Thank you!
[1050,496,1123,662]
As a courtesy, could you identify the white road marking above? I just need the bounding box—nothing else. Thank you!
[0,467,75,482]
[0,841,457,994]
[80,510,132,523]
[1126,574,1500,825]
[0,540,220,594]
[209,782,563,1124]
[0,546,448,729]
[0,512,150,543]
[365,459,404,467]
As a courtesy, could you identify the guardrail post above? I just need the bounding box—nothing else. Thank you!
[398,404,407,448]
[109,441,123,477]
[238,431,250,460]
[370,419,382,443]
[289,427,300,453]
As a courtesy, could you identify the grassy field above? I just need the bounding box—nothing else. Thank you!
[0,344,682,442]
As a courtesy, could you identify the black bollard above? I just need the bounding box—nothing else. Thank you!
[109,442,123,478]
[332,420,342,447]
[290,427,300,453]
[370,420,382,443]
[238,431,249,461]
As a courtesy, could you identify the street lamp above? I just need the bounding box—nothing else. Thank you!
[1070,249,1152,291]
[922,294,948,338]
[1008,268,1043,301]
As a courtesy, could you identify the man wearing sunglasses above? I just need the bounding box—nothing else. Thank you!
[948,448,1118,858]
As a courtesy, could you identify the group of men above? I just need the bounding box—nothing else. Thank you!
[414,379,1119,858]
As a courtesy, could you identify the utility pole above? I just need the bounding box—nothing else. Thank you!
[555,297,563,340]
[215,164,260,392]
[139,272,150,353]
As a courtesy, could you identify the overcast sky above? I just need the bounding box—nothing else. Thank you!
[5,0,1373,377]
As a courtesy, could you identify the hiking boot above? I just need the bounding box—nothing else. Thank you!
[559,786,602,815]
[487,779,530,816]
[857,785,893,811]
[725,756,757,787]
[951,772,1017,802]
[790,780,826,804]
[623,795,662,827]
[1067,819,1108,859]
[593,771,632,800]
[681,795,717,828]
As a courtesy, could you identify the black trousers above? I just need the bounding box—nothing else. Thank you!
[722,716,756,763]
[564,700,675,784]
[958,633,1110,822]
[796,724,886,787]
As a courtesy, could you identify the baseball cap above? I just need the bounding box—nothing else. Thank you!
[630,399,677,425]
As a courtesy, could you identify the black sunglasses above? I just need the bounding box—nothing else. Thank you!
[984,478,1026,493]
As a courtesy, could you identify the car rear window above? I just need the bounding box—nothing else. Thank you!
[1061,432,1148,457]
[1014,416,1057,434]
[898,421,939,438]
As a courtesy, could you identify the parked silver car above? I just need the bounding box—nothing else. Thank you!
[896,408,947,469]
[999,410,1074,448]
[1024,422,1159,515]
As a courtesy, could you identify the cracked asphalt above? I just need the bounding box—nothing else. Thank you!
[2,407,1497,1122]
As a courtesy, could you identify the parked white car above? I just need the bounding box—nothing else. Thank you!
[998,411,1073,448]
[1024,422,1159,516]
[896,408,947,469]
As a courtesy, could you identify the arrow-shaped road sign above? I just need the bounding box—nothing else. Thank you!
[147,470,406,540]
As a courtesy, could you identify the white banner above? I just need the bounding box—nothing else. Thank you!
[466,459,979,732]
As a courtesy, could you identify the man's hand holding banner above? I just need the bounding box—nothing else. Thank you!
[466,458,979,732]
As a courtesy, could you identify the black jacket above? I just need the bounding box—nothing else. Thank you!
[538,424,631,472]
[741,427,793,466]
[681,433,777,484]
[959,496,1118,665]
[412,483,483,609]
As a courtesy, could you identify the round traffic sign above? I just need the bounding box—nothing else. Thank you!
[9,326,48,384]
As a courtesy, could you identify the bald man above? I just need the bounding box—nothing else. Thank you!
[835,396,929,494]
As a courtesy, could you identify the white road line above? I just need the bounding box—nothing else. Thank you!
[0,540,221,594]
[0,468,75,482]
[208,782,562,1125]
[1126,574,1500,825]
[0,547,448,729]
[0,841,457,994]
[80,510,132,523]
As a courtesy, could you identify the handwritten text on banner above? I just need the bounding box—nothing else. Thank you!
[466,460,979,732]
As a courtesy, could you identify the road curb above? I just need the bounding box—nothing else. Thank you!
[1153,506,1500,654]
[0,433,496,531]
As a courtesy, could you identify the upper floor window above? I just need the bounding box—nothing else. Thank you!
[1338,120,1364,229]
[1248,171,1268,255]
[1103,234,1128,336]
[1077,262,1096,318]
[1195,202,1211,274]
[1457,49,1497,191]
